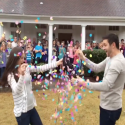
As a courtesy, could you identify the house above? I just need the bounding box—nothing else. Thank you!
[0,0,125,63]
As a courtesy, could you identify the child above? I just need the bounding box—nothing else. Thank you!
[58,42,66,70]
[67,41,74,63]
[26,45,33,64]
[73,45,79,65]
[7,40,12,54]
[58,42,66,60]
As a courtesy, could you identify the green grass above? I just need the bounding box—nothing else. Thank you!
[0,89,125,125]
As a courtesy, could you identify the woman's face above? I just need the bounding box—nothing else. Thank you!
[17,53,25,65]
[53,41,56,45]
[57,42,60,46]
[74,45,77,49]
[28,41,31,45]
[2,44,6,51]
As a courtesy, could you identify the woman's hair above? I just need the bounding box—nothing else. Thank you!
[0,47,23,87]
[1,43,7,52]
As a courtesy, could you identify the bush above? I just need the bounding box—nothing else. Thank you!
[83,49,107,80]
[37,62,45,66]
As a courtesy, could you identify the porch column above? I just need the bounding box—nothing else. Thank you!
[48,24,53,63]
[0,25,3,38]
[81,25,86,50]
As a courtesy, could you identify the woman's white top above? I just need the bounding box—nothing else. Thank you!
[8,63,57,117]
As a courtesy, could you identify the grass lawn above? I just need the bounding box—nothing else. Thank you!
[0,89,125,125]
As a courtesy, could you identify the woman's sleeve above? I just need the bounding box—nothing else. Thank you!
[8,74,25,94]
[28,62,57,73]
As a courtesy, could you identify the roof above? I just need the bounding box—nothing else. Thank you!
[0,0,125,17]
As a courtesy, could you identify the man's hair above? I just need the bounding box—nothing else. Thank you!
[102,34,119,49]
[121,39,124,41]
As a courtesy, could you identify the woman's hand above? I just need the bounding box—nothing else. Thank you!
[56,59,63,66]
[20,63,28,75]
[76,49,86,61]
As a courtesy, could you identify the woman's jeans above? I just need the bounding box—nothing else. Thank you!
[16,108,43,125]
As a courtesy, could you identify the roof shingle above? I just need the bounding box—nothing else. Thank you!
[0,0,125,17]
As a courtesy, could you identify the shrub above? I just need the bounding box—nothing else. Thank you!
[83,49,107,80]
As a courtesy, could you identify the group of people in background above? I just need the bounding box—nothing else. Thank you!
[0,36,82,78]
[0,35,124,78]
[119,39,125,57]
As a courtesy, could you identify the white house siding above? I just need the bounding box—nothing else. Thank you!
[2,22,125,43]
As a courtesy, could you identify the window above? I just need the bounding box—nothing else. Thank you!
[109,26,119,31]
[11,31,21,40]
[59,25,72,29]
[36,24,47,29]
[86,33,94,43]
[86,26,95,30]
[10,23,21,28]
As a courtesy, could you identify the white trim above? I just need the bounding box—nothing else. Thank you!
[1,19,125,26]
[1,13,125,19]
[1,14,125,22]
[1,15,125,28]
[48,24,53,63]
[81,26,86,50]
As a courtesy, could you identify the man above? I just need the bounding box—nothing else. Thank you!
[93,42,99,49]
[72,34,125,125]
[35,41,42,64]
[12,37,18,48]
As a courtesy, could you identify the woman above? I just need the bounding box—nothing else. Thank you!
[0,47,62,125]
[42,44,48,63]
[52,40,57,57]
[67,41,74,63]
[0,43,8,78]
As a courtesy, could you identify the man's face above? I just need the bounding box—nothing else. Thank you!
[14,37,17,42]
[102,39,112,57]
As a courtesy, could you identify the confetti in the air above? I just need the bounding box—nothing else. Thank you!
[54,27,56,30]
[89,54,92,58]
[89,34,92,37]
[20,20,24,23]
[50,17,53,21]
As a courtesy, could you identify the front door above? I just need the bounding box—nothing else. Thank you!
[58,33,72,44]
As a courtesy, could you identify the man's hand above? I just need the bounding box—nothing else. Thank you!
[71,76,87,87]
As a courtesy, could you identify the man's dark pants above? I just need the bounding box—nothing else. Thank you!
[100,106,122,125]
